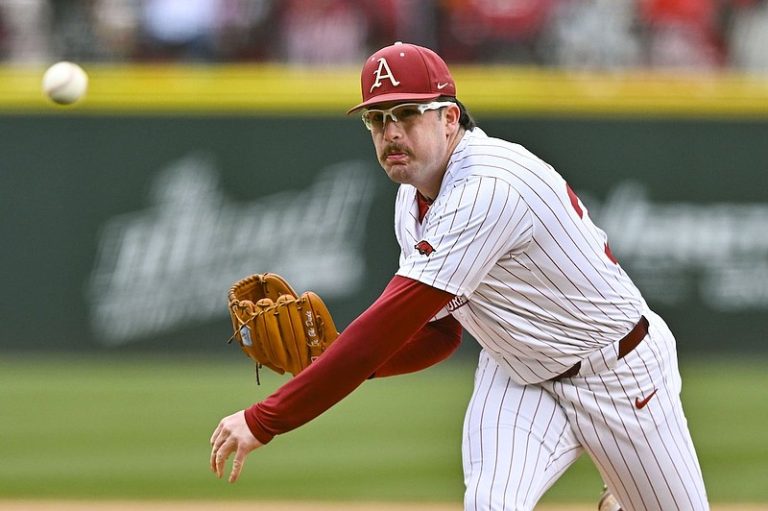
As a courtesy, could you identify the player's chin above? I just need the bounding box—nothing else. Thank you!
[382,164,410,184]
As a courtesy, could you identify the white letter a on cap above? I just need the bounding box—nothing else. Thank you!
[370,58,400,93]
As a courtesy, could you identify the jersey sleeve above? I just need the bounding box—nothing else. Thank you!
[397,176,533,296]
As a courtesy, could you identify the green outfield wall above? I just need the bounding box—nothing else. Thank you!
[1,65,767,354]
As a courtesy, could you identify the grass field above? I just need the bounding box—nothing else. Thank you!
[0,355,766,506]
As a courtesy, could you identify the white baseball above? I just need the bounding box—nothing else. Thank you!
[42,61,88,105]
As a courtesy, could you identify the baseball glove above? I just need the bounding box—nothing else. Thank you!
[227,273,339,377]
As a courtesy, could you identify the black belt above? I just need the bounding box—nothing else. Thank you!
[549,315,649,382]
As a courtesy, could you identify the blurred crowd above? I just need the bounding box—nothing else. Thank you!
[1,0,767,72]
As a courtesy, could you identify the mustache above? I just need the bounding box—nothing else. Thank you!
[380,144,411,158]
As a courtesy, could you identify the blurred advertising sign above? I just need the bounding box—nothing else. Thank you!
[87,153,376,346]
[591,182,768,311]
[2,113,765,353]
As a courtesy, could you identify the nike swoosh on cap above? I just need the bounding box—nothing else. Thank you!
[437,82,449,89]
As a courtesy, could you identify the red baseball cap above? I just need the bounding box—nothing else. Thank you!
[347,42,457,114]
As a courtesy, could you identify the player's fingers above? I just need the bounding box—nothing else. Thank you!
[209,422,223,445]
[210,428,232,475]
[228,446,249,484]
[210,438,226,473]
[214,440,235,479]
[210,445,220,474]
[212,429,229,451]
[209,424,225,472]
[215,452,226,479]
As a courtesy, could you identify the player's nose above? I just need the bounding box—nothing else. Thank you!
[382,118,403,140]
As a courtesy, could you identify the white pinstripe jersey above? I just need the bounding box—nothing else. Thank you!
[395,128,646,384]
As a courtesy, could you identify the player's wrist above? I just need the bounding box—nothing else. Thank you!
[243,406,274,445]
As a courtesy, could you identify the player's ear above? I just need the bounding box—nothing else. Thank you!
[443,103,460,129]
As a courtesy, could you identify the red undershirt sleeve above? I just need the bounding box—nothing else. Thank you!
[372,313,462,378]
[243,275,457,444]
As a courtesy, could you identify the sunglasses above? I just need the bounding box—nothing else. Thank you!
[361,101,455,131]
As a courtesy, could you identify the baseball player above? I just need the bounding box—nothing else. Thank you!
[210,42,709,510]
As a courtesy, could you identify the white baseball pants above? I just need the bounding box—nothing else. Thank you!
[462,311,709,511]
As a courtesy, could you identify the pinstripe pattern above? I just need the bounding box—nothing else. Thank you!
[543,311,708,510]
[393,129,708,509]
[396,129,645,383]
[462,351,583,511]
[463,326,708,511]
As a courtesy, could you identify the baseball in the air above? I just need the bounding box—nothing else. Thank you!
[42,61,88,105]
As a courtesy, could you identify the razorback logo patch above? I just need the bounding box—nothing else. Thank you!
[414,240,436,256]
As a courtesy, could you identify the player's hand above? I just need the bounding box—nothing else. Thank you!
[209,410,263,483]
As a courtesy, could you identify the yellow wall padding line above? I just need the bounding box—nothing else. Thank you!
[2,64,768,117]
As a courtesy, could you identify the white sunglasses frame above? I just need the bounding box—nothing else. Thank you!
[361,101,456,131]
